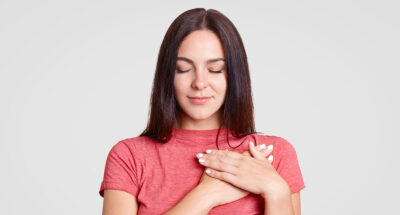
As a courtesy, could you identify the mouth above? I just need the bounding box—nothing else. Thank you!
[188,96,211,99]
[188,96,211,105]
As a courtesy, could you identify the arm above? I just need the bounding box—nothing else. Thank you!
[262,137,304,215]
[164,184,217,215]
[196,142,302,215]
[262,187,301,215]
[165,143,271,215]
[100,141,141,214]
[291,192,301,215]
[165,149,263,214]
[102,189,139,215]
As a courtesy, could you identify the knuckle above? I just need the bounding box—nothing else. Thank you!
[242,155,250,162]
[262,149,270,154]
[215,161,223,169]
[220,172,228,180]
[217,152,226,161]
[237,160,245,169]
[234,160,241,168]
[230,151,241,158]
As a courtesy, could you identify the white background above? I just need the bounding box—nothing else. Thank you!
[1,0,399,214]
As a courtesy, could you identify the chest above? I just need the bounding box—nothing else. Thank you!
[136,141,265,214]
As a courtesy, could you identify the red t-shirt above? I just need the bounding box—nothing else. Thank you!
[99,127,305,214]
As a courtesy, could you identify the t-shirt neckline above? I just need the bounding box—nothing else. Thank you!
[172,127,234,145]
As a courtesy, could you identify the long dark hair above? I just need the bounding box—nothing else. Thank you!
[139,8,262,149]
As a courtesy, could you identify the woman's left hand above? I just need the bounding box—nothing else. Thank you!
[197,141,290,199]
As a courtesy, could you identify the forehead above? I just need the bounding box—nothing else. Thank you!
[177,30,225,64]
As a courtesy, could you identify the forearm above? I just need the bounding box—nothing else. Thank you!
[263,188,294,215]
[164,185,216,215]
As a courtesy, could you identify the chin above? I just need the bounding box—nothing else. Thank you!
[183,108,215,120]
[187,112,213,120]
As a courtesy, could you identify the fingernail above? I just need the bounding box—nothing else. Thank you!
[196,153,204,158]
[249,141,254,148]
[205,169,211,174]
[268,155,274,162]
[267,145,273,151]
[206,149,212,154]
[259,144,266,149]
[198,158,205,163]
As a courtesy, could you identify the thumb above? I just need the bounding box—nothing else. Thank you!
[248,141,267,161]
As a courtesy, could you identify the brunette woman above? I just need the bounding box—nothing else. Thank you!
[100,8,305,215]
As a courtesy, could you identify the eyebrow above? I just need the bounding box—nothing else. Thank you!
[177,57,225,64]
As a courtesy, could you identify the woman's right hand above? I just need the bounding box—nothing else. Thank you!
[196,144,274,207]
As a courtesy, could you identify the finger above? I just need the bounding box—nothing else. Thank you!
[198,153,240,174]
[204,149,242,160]
[262,144,274,163]
[204,168,236,185]
[267,154,274,163]
[254,143,274,163]
[245,149,273,164]
[259,144,273,157]
[242,150,251,156]
[224,150,243,159]
[256,144,266,151]
[248,141,267,161]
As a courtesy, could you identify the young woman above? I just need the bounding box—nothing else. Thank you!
[99,8,305,215]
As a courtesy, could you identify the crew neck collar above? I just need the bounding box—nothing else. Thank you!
[172,127,234,145]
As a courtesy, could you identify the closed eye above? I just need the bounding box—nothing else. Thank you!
[209,70,222,73]
[176,69,222,73]
[176,69,190,73]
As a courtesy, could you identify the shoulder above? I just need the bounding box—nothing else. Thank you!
[254,134,305,193]
[254,133,298,158]
[119,136,155,147]
[255,133,295,149]
[108,136,157,157]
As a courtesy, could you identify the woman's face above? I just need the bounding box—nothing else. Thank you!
[173,30,227,128]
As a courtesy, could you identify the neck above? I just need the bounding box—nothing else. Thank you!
[175,110,222,130]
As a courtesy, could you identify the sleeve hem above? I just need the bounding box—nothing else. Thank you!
[290,184,306,194]
[99,181,139,198]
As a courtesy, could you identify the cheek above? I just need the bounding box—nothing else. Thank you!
[174,77,189,96]
[212,77,227,94]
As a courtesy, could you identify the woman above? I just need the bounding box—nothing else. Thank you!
[99,8,305,215]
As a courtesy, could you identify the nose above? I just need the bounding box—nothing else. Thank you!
[191,69,208,90]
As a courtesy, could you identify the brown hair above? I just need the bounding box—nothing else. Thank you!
[139,8,262,149]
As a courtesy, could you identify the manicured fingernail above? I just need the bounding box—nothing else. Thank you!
[249,141,254,148]
[196,153,204,158]
[268,155,274,162]
[205,149,212,154]
[267,145,273,151]
[205,169,211,174]
[259,144,266,149]
[198,158,205,163]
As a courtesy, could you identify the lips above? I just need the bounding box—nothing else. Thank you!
[188,96,211,99]
[188,96,211,105]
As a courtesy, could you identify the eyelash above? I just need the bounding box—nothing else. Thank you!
[176,69,222,73]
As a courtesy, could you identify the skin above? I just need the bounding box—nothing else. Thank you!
[103,29,301,215]
[173,29,227,130]
[169,29,301,214]
[198,144,288,201]
[196,145,275,206]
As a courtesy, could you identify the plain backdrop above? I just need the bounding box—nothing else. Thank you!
[1,0,399,214]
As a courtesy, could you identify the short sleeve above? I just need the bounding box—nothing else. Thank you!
[274,137,306,194]
[99,140,140,198]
